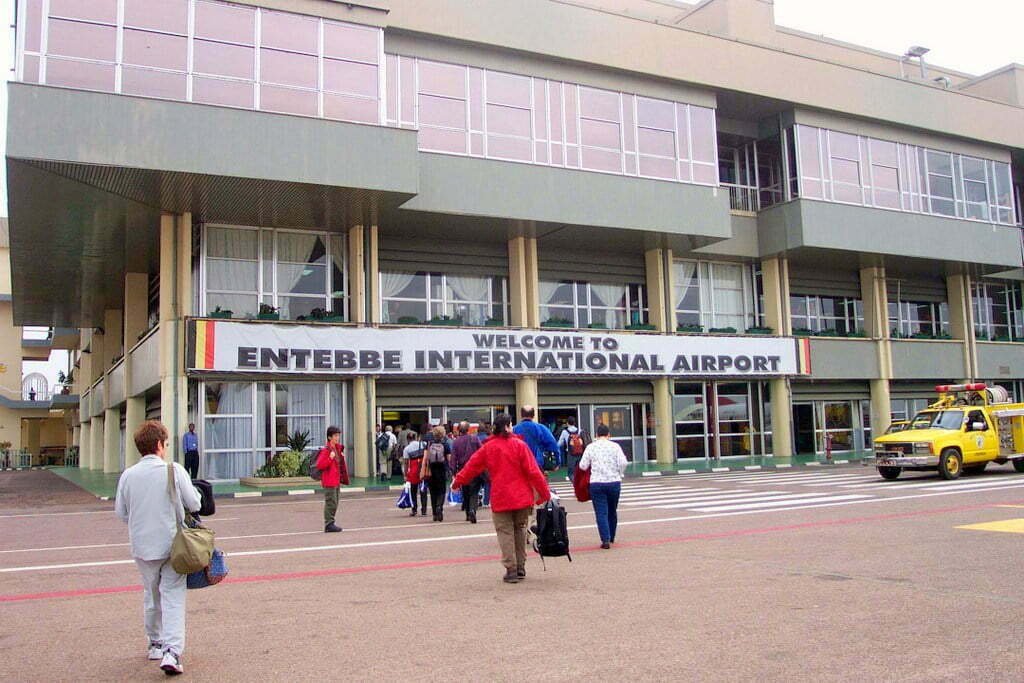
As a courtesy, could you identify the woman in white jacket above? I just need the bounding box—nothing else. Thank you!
[577,423,628,549]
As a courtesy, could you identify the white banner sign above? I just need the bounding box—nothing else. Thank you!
[190,319,808,377]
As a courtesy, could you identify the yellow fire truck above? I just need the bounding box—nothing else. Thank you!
[870,383,1024,480]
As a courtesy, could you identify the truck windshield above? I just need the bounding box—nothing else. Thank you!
[910,410,963,430]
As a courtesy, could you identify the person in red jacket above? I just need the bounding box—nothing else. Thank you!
[452,413,550,583]
[315,425,349,532]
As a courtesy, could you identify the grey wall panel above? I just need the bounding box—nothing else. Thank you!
[376,380,516,407]
[887,276,947,302]
[789,265,861,297]
[791,381,870,400]
[129,331,160,397]
[891,341,967,379]
[538,250,645,284]
[694,215,759,259]
[890,381,944,399]
[758,200,1024,269]
[401,154,733,239]
[108,361,126,408]
[539,380,653,404]
[7,84,420,195]
[976,342,1024,380]
[808,339,880,379]
[378,237,508,276]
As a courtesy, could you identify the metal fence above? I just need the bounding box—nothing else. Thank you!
[723,183,759,213]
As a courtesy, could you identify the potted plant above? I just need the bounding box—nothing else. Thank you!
[208,306,232,319]
[308,307,346,324]
[992,333,1012,342]
[708,326,737,334]
[791,327,815,337]
[934,332,953,340]
[587,322,608,330]
[241,430,313,487]
[541,317,574,328]
[815,329,840,338]
[677,323,703,334]
[847,329,867,338]
[396,316,421,325]
[484,317,504,327]
[744,326,774,335]
[428,315,463,326]
[625,323,656,331]
[257,303,280,321]
[57,370,74,394]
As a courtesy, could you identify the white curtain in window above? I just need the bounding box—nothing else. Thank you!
[539,281,560,305]
[711,263,745,327]
[590,283,626,309]
[673,261,697,309]
[380,271,417,299]
[447,275,490,303]
[206,227,258,260]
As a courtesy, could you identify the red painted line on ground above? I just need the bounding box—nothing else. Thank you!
[1,499,1018,604]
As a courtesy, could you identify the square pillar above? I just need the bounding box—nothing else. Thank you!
[103,308,124,368]
[103,407,120,473]
[348,223,367,324]
[88,415,104,471]
[124,272,150,347]
[508,236,540,328]
[351,376,376,478]
[78,421,90,469]
[769,378,793,457]
[515,376,538,414]
[946,273,977,381]
[860,266,892,436]
[869,379,892,441]
[124,396,145,468]
[158,213,192,465]
[644,248,670,333]
[761,257,791,336]
[651,378,675,464]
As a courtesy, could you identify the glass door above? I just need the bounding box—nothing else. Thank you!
[593,404,634,460]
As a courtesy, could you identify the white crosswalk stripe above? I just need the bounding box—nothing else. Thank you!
[688,494,871,513]
[842,476,1024,492]
[646,491,838,509]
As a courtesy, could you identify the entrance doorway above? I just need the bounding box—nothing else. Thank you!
[379,408,431,434]
[539,405,579,441]
[793,403,815,454]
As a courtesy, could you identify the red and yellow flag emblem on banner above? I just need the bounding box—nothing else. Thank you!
[796,338,812,375]
[194,320,217,370]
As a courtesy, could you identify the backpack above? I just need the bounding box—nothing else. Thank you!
[307,452,322,481]
[531,499,572,565]
[542,451,558,471]
[567,431,585,457]
[427,440,447,464]
[375,433,391,453]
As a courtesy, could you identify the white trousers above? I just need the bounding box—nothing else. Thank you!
[134,558,187,656]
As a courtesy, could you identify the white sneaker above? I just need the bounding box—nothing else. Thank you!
[160,651,183,676]
[147,643,163,661]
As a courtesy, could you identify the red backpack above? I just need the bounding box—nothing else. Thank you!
[568,431,585,457]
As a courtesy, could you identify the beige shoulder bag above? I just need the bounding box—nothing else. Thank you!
[167,463,215,574]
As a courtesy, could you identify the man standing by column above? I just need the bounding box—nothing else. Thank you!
[182,424,199,479]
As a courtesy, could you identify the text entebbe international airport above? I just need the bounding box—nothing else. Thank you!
[235,333,783,375]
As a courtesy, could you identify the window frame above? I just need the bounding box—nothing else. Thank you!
[379,270,509,326]
[539,279,648,329]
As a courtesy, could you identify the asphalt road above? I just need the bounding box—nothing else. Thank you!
[1,465,1023,682]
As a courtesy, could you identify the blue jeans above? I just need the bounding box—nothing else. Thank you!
[589,481,621,544]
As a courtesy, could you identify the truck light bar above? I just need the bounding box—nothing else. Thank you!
[935,383,987,393]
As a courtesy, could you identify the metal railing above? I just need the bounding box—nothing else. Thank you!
[723,183,760,213]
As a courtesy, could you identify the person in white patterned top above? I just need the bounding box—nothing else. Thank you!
[577,424,628,549]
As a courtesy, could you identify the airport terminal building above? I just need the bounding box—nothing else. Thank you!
[8,0,1024,478]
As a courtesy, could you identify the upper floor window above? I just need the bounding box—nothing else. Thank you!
[202,225,346,321]
[673,260,757,332]
[794,124,1016,226]
[888,300,949,338]
[380,272,508,326]
[972,281,1023,341]
[540,281,647,329]
[790,295,864,336]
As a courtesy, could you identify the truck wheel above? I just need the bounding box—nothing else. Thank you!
[963,463,988,476]
[1013,459,1024,473]
[938,449,962,480]
[878,466,901,480]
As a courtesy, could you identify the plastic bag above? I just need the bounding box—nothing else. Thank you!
[396,482,412,509]
[447,488,463,507]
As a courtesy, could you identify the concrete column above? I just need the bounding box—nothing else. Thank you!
[508,236,541,328]
[103,407,120,473]
[89,415,104,471]
[946,273,977,381]
[124,396,145,468]
[515,376,538,414]
[651,377,675,463]
[347,223,366,324]
[861,266,892,436]
[769,378,793,457]
[124,272,150,348]
[25,420,41,458]
[104,308,124,368]
[761,256,791,336]
[89,330,105,383]
[72,424,80,447]
[644,248,669,332]
[158,213,192,465]
[351,376,375,479]
[78,421,90,469]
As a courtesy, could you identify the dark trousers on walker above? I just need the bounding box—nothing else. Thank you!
[184,450,199,479]
[460,476,484,520]
[427,463,447,519]
[589,481,621,543]
[410,480,427,514]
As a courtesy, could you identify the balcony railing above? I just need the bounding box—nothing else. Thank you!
[723,183,759,213]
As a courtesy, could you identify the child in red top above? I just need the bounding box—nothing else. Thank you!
[316,426,349,532]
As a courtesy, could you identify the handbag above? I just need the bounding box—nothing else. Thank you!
[187,549,229,589]
[167,463,215,575]
[572,465,591,502]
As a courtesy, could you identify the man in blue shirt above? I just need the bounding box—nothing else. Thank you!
[512,405,559,470]
[182,424,199,479]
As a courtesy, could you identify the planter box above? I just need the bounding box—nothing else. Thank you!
[541,321,574,328]
[257,313,280,321]
[744,327,774,335]
[428,319,463,326]
[587,324,608,330]
[239,476,318,488]
[208,311,232,319]
[484,320,504,327]
[396,317,421,325]
[677,326,703,334]
[314,316,346,323]
[708,327,737,334]
[625,324,656,331]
